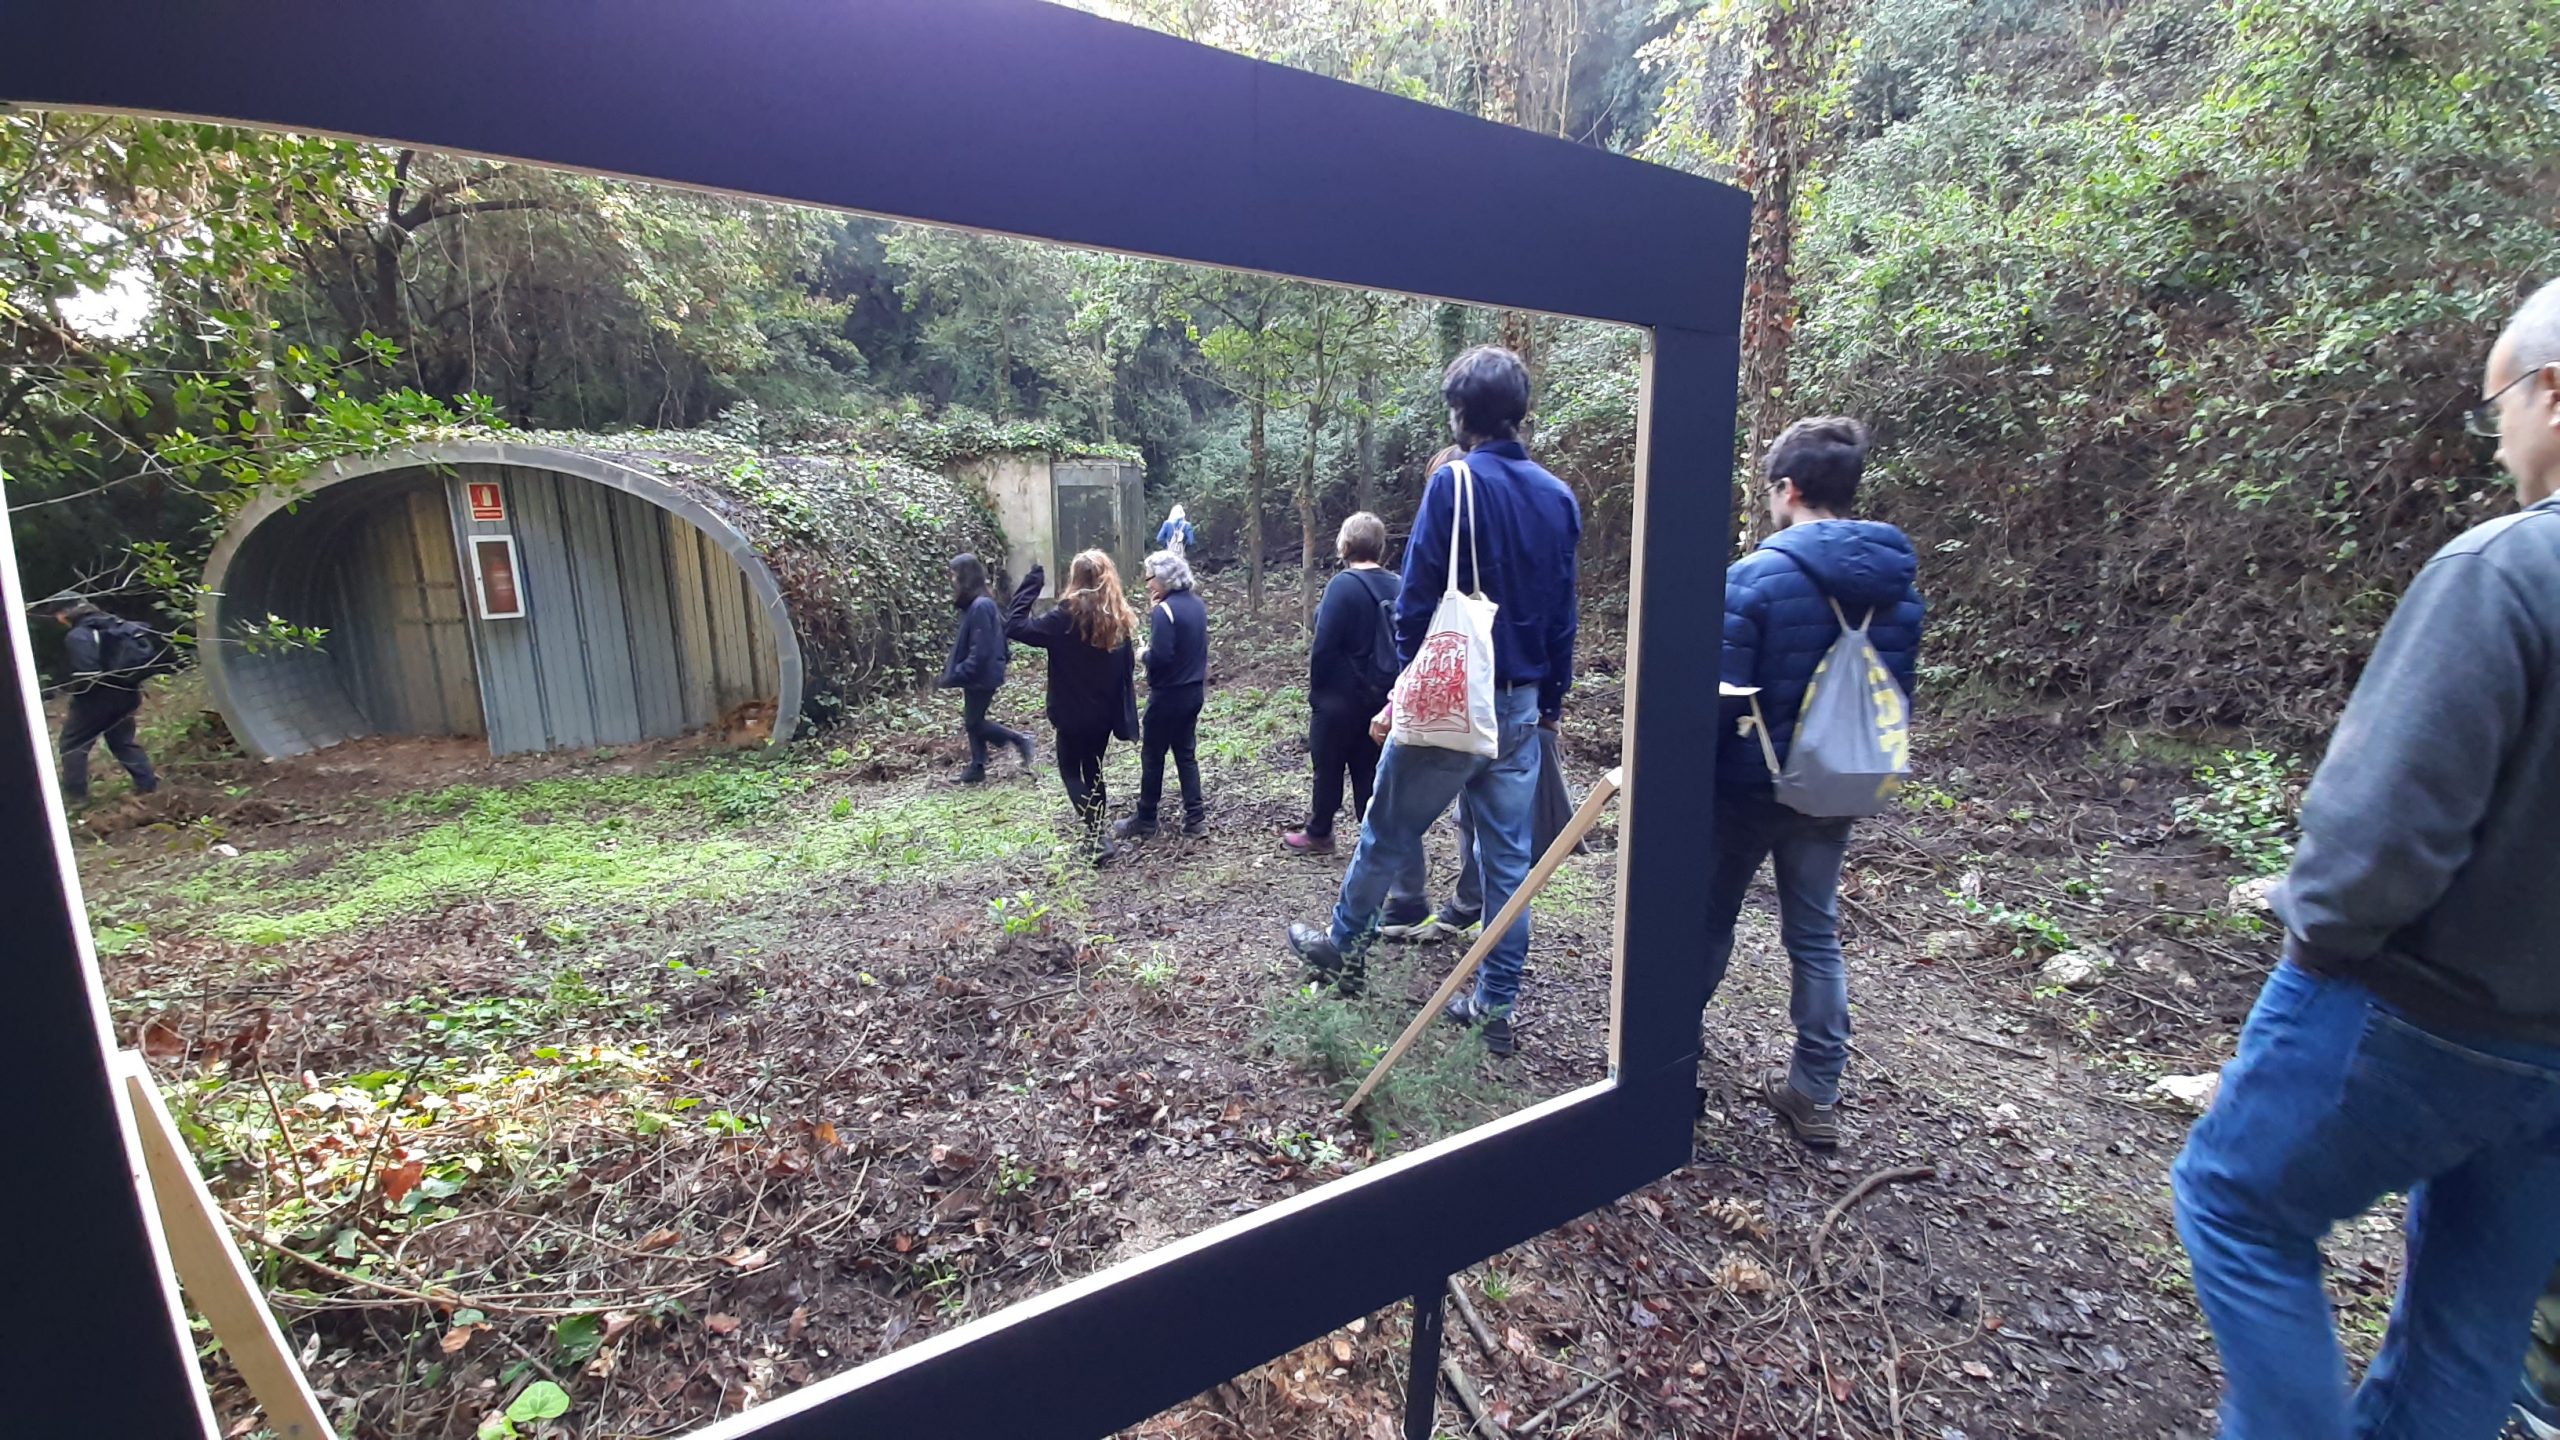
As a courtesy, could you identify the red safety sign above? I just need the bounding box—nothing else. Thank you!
[467,481,506,522]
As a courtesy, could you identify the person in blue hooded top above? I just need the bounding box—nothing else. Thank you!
[1705,416,1924,1150]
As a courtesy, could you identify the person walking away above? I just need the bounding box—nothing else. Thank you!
[2170,275,2560,1440]
[46,597,161,804]
[1284,347,1580,1058]
[1156,504,1195,559]
[1004,551,1139,864]
[1701,417,1923,1149]
[1286,509,1405,855]
[937,554,1034,784]
[1118,549,1208,839]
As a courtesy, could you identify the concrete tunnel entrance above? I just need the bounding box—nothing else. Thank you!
[202,442,801,759]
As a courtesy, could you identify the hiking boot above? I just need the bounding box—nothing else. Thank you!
[949,765,987,786]
[1282,828,1333,854]
[1182,813,1209,838]
[1114,815,1159,840]
[1014,735,1037,771]
[1091,836,1123,867]
[1287,922,1363,998]
[1441,993,1516,1057]
[1761,1069,1840,1149]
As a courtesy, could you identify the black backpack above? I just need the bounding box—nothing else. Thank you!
[99,619,167,680]
[1352,569,1403,697]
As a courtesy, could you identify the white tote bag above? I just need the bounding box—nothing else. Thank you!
[1389,459,1500,757]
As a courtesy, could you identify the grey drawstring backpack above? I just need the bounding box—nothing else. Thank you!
[1744,598,1910,817]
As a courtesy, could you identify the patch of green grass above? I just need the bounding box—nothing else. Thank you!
[1260,952,1516,1151]
[1198,684,1307,771]
[1538,862,1614,923]
[205,764,1059,945]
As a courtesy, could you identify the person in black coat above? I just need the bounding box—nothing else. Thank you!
[1004,549,1140,863]
[1116,549,1208,839]
[45,597,160,803]
[937,554,1033,783]
[1285,510,1401,854]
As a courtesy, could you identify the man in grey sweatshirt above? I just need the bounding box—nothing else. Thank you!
[2172,275,2560,1440]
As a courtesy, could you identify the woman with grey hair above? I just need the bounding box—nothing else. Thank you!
[1116,548,1209,838]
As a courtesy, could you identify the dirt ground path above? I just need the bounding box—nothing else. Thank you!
[70,596,2347,1440]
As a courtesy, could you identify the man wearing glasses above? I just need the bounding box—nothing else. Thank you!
[2171,275,2560,1440]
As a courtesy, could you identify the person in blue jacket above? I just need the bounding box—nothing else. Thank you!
[1117,549,1209,838]
[937,554,1033,784]
[1706,416,1924,1148]
[1285,347,1580,1059]
[1155,504,1195,558]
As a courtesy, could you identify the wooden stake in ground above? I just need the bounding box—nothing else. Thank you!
[118,1051,336,1440]
[1344,767,1622,1116]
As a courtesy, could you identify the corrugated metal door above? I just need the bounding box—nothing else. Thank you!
[320,476,482,737]
[1053,460,1128,574]
[448,466,777,754]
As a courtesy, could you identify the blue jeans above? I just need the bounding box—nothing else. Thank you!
[1386,793,1481,924]
[1332,687,1540,1010]
[2172,962,2560,1440]
[1700,795,1853,1104]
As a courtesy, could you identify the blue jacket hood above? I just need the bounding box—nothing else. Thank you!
[1759,519,1919,615]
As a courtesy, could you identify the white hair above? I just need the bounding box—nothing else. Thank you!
[1142,549,1194,592]
[2509,277,2560,369]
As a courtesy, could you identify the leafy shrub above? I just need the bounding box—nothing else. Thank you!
[2175,748,2301,875]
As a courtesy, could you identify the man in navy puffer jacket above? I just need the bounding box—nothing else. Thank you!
[1707,417,1924,1149]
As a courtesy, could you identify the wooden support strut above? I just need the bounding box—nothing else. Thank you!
[117,1051,336,1440]
[1345,767,1623,1116]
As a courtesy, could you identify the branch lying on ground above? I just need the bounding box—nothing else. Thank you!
[1811,1164,1938,1285]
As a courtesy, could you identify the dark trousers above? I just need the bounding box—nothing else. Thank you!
[1054,724,1113,838]
[960,688,1027,771]
[59,686,155,801]
[1135,683,1204,826]
[1699,795,1854,1104]
[1306,693,1384,840]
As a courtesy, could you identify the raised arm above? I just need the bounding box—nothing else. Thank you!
[1003,566,1055,647]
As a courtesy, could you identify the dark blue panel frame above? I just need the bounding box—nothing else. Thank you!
[0,3,1746,1436]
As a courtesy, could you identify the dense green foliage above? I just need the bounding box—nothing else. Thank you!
[8,0,2556,726]
[1780,0,2560,726]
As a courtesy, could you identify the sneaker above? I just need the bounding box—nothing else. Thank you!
[1373,899,1427,935]
[1113,816,1158,840]
[1385,911,1479,944]
[1286,922,1363,998]
[1760,1068,1840,1149]
[1091,837,1123,867]
[1441,993,1516,1057]
[949,766,987,786]
[1282,829,1334,854]
[2508,1379,2560,1440]
[2508,1408,2560,1440]
[1014,735,1037,770]
[1182,814,1209,838]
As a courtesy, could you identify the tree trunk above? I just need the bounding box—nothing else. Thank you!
[1299,403,1324,629]
[1738,0,1838,479]
[1355,374,1378,513]
[1246,394,1267,615]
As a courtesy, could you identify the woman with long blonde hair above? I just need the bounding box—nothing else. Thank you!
[1005,549,1141,862]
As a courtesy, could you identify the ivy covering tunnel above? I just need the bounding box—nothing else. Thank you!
[200,436,1008,757]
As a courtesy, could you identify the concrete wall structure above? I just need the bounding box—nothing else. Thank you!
[203,441,801,759]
